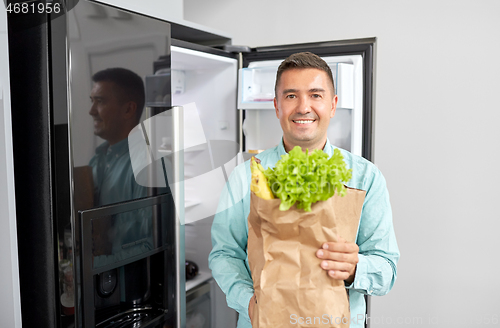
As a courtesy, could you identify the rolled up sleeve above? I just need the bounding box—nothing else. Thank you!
[346,168,399,296]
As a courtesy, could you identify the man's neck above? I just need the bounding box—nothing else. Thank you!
[107,137,126,147]
[106,123,137,146]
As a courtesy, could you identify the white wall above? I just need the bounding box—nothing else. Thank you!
[0,5,22,328]
[184,1,500,327]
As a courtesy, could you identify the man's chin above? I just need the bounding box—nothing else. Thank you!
[93,130,105,139]
[289,132,316,142]
[284,132,328,148]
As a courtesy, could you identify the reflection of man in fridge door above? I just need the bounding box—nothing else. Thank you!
[88,68,153,304]
[209,52,399,328]
[89,67,147,207]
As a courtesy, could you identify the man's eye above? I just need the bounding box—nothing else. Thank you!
[312,94,321,98]
[286,94,296,99]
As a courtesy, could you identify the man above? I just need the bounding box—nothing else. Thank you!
[88,68,152,304]
[209,52,399,328]
[89,67,147,206]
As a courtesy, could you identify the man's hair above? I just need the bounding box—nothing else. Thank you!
[92,68,145,122]
[275,52,335,96]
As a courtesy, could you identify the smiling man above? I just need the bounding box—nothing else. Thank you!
[209,52,399,328]
[89,68,143,147]
[88,67,146,206]
[274,59,337,152]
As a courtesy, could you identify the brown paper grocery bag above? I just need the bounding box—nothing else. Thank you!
[248,187,366,328]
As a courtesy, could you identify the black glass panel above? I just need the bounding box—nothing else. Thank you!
[91,203,164,270]
[69,0,172,210]
[66,2,175,328]
[80,194,175,328]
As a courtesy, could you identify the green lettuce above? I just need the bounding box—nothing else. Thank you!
[264,146,352,212]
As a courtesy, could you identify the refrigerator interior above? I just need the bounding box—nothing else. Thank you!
[171,45,239,327]
[239,55,364,156]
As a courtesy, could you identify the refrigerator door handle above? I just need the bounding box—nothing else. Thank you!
[171,105,186,328]
[236,53,244,154]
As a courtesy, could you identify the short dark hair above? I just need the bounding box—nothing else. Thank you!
[92,68,145,122]
[275,52,335,96]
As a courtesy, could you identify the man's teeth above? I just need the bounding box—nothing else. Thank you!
[294,120,314,124]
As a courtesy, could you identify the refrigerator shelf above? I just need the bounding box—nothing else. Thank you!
[185,271,212,292]
[96,306,167,328]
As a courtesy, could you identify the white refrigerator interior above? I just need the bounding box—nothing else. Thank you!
[171,45,239,327]
[239,55,364,156]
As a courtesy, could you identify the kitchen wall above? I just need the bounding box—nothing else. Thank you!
[183,0,500,327]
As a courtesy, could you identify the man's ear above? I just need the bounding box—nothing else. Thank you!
[274,97,279,119]
[124,101,138,120]
[330,95,338,118]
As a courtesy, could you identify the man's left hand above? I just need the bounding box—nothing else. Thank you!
[316,235,359,284]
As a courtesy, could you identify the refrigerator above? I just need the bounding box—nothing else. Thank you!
[7,0,374,327]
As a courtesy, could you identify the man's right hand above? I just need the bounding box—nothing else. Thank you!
[249,293,257,325]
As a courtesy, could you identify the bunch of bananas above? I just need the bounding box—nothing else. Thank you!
[250,157,274,200]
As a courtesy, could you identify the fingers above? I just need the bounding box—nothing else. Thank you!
[318,256,355,280]
[249,293,256,324]
[316,239,359,281]
[321,240,358,253]
[320,258,352,272]
[325,268,352,280]
[316,254,357,280]
[317,248,358,263]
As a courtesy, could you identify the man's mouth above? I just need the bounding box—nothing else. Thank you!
[292,119,316,124]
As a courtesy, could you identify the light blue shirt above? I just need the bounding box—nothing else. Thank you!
[89,139,152,269]
[209,139,399,328]
[89,138,148,207]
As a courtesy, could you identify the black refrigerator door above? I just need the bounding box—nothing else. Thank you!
[241,38,375,162]
[65,1,178,327]
[9,0,180,327]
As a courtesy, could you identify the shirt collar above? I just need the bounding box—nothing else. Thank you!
[95,138,129,157]
[278,138,334,157]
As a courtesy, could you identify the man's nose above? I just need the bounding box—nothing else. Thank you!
[296,97,312,114]
[89,102,97,116]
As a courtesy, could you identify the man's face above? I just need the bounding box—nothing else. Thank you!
[274,68,338,151]
[89,81,129,144]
